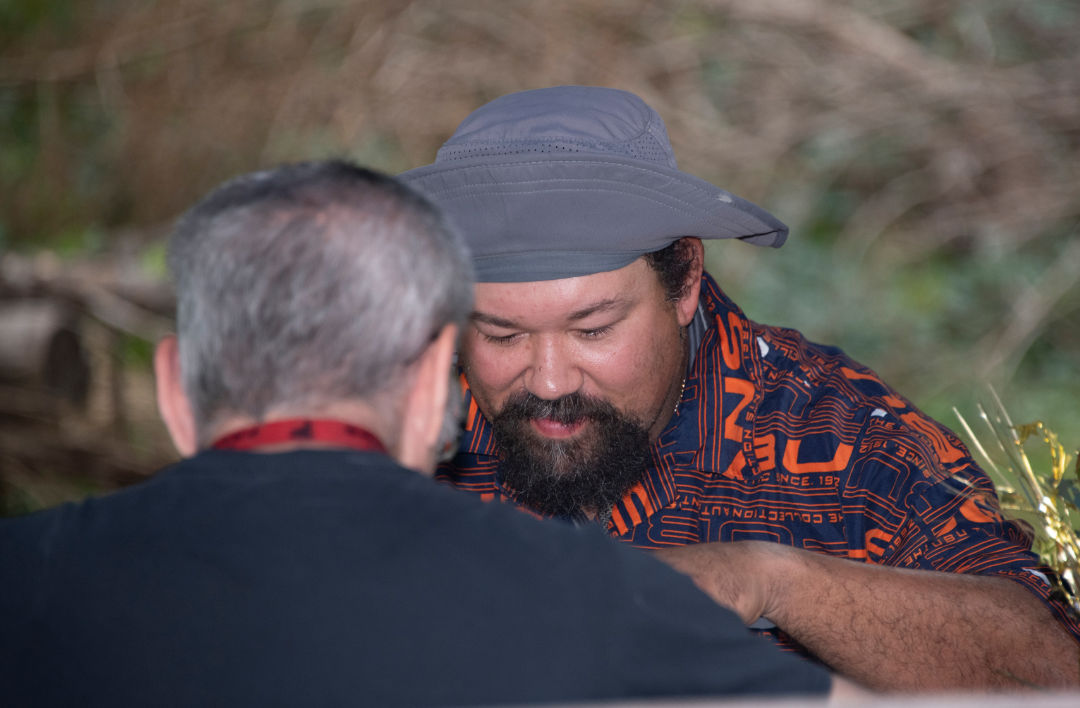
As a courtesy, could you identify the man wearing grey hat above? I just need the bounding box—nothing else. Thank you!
[401,86,1080,691]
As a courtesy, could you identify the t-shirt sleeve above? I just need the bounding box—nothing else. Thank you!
[606,540,832,698]
[848,406,1080,642]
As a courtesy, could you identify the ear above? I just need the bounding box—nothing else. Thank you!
[397,324,457,475]
[675,238,705,327]
[154,335,198,457]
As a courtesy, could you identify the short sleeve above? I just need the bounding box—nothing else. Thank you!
[847,406,1080,642]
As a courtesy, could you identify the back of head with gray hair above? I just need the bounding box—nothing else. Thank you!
[167,160,473,444]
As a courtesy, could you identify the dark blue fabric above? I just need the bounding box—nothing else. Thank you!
[0,449,829,706]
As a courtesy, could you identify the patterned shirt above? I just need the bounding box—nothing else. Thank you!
[438,272,1080,646]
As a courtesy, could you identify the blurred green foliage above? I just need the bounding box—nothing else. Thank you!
[0,0,74,44]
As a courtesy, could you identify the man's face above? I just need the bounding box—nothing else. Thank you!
[460,257,697,517]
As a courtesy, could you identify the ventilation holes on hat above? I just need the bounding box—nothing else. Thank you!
[626,133,672,165]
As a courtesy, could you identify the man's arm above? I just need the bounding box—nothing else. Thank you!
[656,540,1080,691]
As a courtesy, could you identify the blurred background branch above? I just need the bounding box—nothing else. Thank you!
[1,0,1078,513]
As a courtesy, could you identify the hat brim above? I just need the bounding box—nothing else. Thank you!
[400,152,787,282]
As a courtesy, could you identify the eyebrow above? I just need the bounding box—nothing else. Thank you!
[470,311,519,329]
[470,297,630,329]
[566,297,627,322]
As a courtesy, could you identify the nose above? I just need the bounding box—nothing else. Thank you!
[523,336,583,400]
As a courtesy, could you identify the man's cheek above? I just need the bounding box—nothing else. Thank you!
[468,353,521,397]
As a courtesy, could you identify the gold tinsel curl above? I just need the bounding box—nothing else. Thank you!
[954,389,1080,616]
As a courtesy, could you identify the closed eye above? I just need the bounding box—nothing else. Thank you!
[578,325,613,340]
[480,331,522,345]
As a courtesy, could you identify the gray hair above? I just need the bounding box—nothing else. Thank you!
[167,160,474,444]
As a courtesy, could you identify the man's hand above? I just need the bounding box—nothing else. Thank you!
[655,541,1080,691]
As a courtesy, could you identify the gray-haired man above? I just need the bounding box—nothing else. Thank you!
[0,161,838,705]
[401,86,1080,690]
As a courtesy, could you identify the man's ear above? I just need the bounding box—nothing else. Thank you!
[675,238,705,327]
[154,335,198,457]
[397,324,457,475]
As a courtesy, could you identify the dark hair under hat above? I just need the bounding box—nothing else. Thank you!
[399,85,787,283]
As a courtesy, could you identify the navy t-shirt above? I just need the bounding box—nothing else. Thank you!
[1,449,829,706]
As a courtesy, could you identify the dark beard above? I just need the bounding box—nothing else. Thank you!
[491,391,651,521]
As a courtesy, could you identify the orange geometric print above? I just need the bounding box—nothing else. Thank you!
[781,439,854,474]
[900,412,966,464]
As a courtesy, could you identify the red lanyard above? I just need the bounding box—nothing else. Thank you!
[211,418,387,454]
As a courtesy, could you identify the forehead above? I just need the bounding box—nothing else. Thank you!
[472,257,663,323]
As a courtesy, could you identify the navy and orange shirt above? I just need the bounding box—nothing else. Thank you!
[438,271,1080,645]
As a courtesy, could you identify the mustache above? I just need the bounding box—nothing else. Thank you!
[496,391,620,425]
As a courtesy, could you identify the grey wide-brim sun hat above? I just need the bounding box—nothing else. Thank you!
[399,86,787,283]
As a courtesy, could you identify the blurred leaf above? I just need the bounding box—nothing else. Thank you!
[51,225,104,258]
[121,333,154,368]
[0,0,74,46]
[139,241,168,280]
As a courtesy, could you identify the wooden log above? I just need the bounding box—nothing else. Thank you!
[0,300,90,407]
